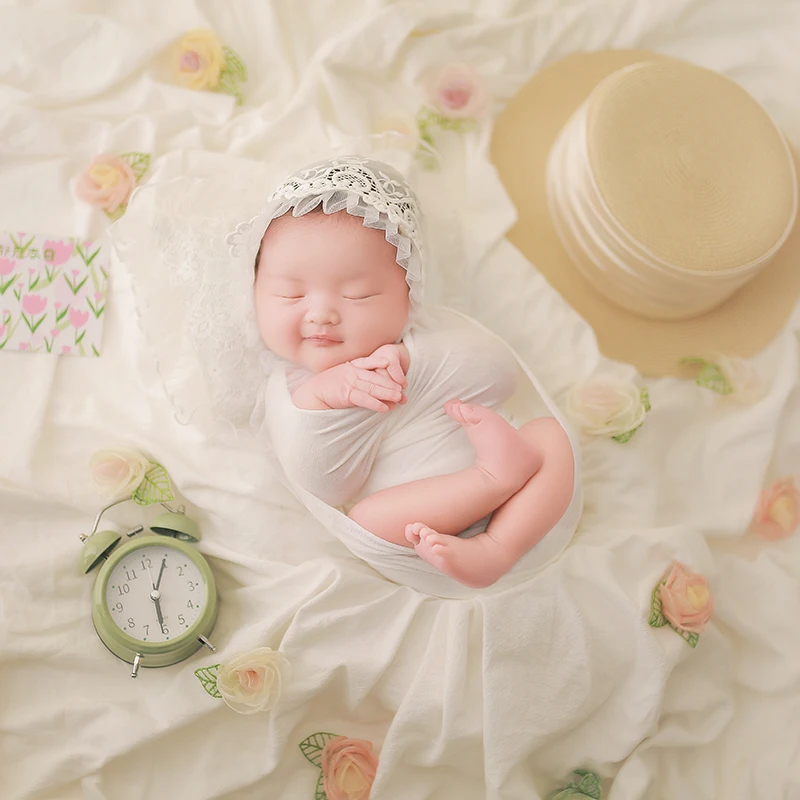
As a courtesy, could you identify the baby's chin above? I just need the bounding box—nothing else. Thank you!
[296,343,358,374]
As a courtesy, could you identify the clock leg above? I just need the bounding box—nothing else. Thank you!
[131,653,143,678]
[198,636,216,652]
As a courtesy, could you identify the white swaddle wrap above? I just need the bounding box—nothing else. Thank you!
[113,151,583,597]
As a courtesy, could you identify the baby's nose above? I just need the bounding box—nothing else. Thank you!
[305,304,341,325]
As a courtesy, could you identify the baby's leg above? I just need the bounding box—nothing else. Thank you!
[414,418,574,588]
[347,401,542,547]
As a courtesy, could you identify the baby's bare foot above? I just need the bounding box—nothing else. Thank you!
[445,400,542,490]
[415,526,512,589]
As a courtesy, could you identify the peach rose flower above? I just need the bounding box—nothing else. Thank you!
[76,155,137,213]
[751,478,800,540]
[90,447,151,499]
[321,737,379,800]
[659,563,714,634]
[716,355,762,404]
[426,63,489,119]
[565,378,648,438]
[216,647,290,714]
[173,28,225,91]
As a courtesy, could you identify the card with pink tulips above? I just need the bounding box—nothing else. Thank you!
[0,231,108,357]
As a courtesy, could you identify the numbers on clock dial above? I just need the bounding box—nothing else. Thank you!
[106,546,206,643]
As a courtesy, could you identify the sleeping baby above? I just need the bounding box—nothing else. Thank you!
[236,156,575,589]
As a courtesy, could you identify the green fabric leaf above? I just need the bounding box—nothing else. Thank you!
[299,732,340,768]
[314,771,327,800]
[217,69,244,104]
[104,205,127,222]
[640,387,651,413]
[610,425,641,444]
[671,624,700,649]
[194,664,222,698]
[222,46,248,81]
[132,461,175,506]
[680,357,733,395]
[572,769,602,799]
[649,578,667,628]
[119,152,151,182]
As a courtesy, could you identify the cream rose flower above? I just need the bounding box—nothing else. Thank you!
[76,155,137,214]
[716,355,762,403]
[425,63,489,119]
[173,28,225,91]
[216,647,289,714]
[321,737,379,800]
[564,378,648,438]
[89,447,151,500]
[751,478,800,540]
[658,563,714,634]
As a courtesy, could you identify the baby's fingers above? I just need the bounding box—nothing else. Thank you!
[349,390,390,413]
[354,378,403,403]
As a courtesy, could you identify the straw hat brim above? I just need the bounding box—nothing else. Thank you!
[489,49,800,377]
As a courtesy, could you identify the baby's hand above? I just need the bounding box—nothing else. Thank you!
[350,344,409,389]
[310,361,405,413]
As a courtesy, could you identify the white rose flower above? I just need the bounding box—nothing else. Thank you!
[89,447,151,499]
[716,355,762,404]
[216,647,290,714]
[565,378,648,438]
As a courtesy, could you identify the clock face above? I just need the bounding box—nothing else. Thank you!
[104,544,209,643]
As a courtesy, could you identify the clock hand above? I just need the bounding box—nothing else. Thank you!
[153,595,166,633]
[155,558,167,590]
[146,563,156,589]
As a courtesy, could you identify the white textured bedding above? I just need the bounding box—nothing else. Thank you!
[2,1,800,799]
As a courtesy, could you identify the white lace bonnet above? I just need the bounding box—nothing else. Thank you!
[115,154,428,433]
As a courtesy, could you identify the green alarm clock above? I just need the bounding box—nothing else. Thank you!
[80,495,219,678]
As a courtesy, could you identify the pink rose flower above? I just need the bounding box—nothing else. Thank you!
[321,737,379,800]
[751,478,800,540]
[426,63,490,119]
[43,240,75,266]
[68,308,90,329]
[22,294,47,315]
[0,258,15,276]
[76,154,137,213]
[659,563,714,634]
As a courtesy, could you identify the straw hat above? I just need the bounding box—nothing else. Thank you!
[490,49,799,376]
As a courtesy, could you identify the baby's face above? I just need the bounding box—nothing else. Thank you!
[254,210,411,373]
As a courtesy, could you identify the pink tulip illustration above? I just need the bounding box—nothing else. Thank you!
[54,302,62,309]
[0,324,5,338]
[22,294,47,315]
[20,342,29,351]
[50,327,61,338]
[94,291,103,301]
[72,269,80,277]
[69,307,89,329]
[43,240,74,267]
[0,259,15,276]
[62,345,72,355]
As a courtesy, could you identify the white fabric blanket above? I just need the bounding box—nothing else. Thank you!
[2,2,800,799]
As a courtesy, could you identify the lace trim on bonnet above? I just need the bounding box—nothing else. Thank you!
[112,155,428,434]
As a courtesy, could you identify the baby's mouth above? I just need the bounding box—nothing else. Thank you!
[305,334,342,346]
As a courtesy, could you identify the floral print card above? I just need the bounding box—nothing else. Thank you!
[0,232,107,357]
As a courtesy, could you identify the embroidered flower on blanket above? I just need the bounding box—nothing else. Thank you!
[649,562,714,648]
[76,153,151,220]
[751,477,800,540]
[680,354,763,403]
[195,647,290,714]
[173,28,248,105]
[564,377,651,443]
[299,732,379,800]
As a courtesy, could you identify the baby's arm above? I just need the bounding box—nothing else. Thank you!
[291,345,408,412]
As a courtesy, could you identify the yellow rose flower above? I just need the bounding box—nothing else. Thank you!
[173,28,225,91]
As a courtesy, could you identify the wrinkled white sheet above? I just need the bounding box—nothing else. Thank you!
[1,1,800,799]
